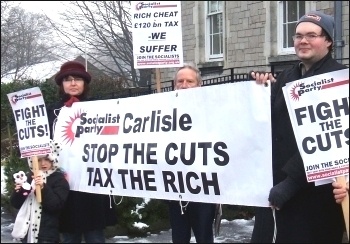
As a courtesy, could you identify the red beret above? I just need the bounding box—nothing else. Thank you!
[55,61,91,85]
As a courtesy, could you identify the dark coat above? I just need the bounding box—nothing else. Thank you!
[251,52,346,243]
[59,191,117,233]
[11,171,69,242]
[47,97,117,233]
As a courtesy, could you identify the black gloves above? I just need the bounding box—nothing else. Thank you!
[268,176,301,209]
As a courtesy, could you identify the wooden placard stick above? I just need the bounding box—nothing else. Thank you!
[156,68,161,93]
[336,175,349,239]
[31,155,42,203]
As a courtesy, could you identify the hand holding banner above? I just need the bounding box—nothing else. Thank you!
[31,156,42,203]
[337,175,349,239]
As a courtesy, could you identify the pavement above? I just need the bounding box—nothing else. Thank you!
[2,207,347,243]
[1,206,253,243]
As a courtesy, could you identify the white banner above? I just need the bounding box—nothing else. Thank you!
[131,1,183,69]
[7,87,51,158]
[282,69,349,182]
[54,82,273,207]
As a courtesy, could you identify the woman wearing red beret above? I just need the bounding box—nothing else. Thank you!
[47,61,117,243]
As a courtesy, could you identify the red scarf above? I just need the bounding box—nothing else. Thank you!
[64,96,80,107]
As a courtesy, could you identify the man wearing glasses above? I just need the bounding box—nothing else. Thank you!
[250,11,347,243]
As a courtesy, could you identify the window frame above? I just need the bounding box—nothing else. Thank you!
[205,1,224,61]
[277,1,315,55]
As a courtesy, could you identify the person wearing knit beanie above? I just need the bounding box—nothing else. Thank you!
[296,11,334,43]
[295,11,335,53]
[250,10,346,243]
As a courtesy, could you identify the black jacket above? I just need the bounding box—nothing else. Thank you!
[11,170,69,242]
[47,96,118,233]
[271,52,347,186]
[251,53,347,243]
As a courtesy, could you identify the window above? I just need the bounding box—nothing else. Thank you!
[278,1,311,54]
[206,1,224,60]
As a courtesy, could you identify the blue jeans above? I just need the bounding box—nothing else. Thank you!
[168,201,216,243]
[61,230,105,243]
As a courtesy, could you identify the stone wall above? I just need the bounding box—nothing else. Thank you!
[155,1,349,86]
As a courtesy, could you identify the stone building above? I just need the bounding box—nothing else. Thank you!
[153,1,349,87]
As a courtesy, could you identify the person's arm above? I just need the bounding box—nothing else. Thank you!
[41,173,70,212]
[268,153,310,210]
[332,181,349,204]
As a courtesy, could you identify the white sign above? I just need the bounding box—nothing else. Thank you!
[283,69,349,182]
[131,1,183,69]
[7,87,51,158]
[54,82,273,207]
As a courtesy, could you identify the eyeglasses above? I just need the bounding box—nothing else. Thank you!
[292,34,325,42]
[63,77,84,83]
